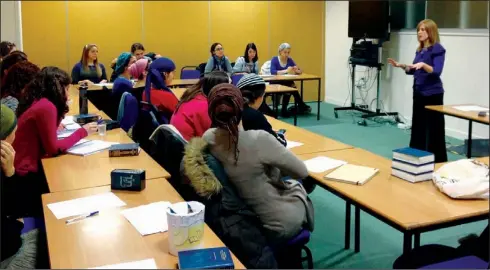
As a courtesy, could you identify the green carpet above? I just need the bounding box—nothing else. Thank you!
[280,102,487,269]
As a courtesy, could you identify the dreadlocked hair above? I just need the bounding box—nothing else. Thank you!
[17,66,71,122]
[207,83,244,165]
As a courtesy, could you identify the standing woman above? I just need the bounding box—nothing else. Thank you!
[204,42,233,75]
[388,19,447,162]
[233,43,259,74]
[270,43,311,117]
[71,44,108,85]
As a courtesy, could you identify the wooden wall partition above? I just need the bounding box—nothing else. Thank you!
[21,1,325,101]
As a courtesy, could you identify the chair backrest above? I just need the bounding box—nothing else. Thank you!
[260,60,272,75]
[132,101,168,153]
[180,66,201,79]
[231,74,244,86]
[117,92,139,132]
[198,62,207,75]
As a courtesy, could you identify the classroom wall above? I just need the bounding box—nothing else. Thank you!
[1,1,23,50]
[324,1,489,140]
[20,1,325,102]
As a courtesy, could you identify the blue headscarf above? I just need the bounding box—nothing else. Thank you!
[114,52,132,77]
[144,57,176,104]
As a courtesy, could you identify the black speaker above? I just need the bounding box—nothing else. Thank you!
[348,1,390,40]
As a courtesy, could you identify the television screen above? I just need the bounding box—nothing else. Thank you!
[348,1,390,39]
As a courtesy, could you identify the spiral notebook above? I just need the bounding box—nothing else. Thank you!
[324,164,379,185]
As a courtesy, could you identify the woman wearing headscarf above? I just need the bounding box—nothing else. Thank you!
[112,52,136,96]
[142,57,179,120]
[270,43,311,118]
[202,83,314,243]
[129,58,150,82]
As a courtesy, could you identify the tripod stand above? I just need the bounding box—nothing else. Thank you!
[334,61,399,123]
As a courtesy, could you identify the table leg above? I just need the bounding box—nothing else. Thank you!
[294,92,298,126]
[317,78,321,121]
[467,120,473,158]
[403,232,413,255]
[345,201,351,249]
[354,206,360,253]
[414,233,420,248]
[300,80,304,98]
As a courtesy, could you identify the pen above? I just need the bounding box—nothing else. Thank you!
[65,211,99,224]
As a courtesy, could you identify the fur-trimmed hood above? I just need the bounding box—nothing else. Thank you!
[183,137,223,199]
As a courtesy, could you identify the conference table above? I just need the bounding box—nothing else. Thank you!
[426,104,490,158]
[297,149,489,255]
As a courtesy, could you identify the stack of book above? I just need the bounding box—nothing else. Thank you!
[392,147,435,183]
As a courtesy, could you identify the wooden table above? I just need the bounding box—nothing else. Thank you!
[42,178,245,269]
[266,115,352,155]
[426,104,490,158]
[42,128,170,193]
[298,148,489,254]
[262,73,322,121]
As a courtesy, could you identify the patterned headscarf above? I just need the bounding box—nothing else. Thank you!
[114,52,132,77]
[207,83,244,164]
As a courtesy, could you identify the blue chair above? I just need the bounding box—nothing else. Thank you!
[231,74,244,86]
[117,92,139,132]
[21,217,45,234]
[180,66,201,79]
[420,256,488,269]
[287,229,314,269]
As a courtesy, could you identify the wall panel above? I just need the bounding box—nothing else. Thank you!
[21,1,68,70]
[66,1,142,75]
[270,1,325,101]
[143,1,209,78]
[209,1,270,66]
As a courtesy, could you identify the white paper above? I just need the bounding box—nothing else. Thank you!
[453,105,489,112]
[282,74,298,77]
[67,140,118,156]
[121,201,171,236]
[57,130,76,139]
[90,258,157,269]
[61,116,76,126]
[94,83,114,87]
[286,140,304,149]
[47,192,126,219]
[304,156,347,173]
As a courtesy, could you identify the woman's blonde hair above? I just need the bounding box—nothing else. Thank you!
[416,19,440,51]
[80,44,102,77]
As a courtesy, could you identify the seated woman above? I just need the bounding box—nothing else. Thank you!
[112,52,136,96]
[0,41,16,60]
[270,43,311,117]
[170,71,230,141]
[1,51,28,84]
[131,42,161,61]
[233,43,259,74]
[142,57,179,121]
[204,43,233,75]
[129,58,150,82]
[14,67,98,178]
[203,83,314,242]
[236,74,286,146]
[1,61,40,112]
[71,44,107,85]
[1,105,45,269]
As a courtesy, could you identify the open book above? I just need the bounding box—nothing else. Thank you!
[324,164,379,185]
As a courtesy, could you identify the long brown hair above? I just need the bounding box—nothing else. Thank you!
[80,44,102,77]
[17,67,71,122]
[175,71,229,112]
[207,83,243,164]
[1,61,40,99]
[417,19,440,52]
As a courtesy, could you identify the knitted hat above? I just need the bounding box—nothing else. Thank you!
[236,73,265,89]
[129,58,149,79]
[114,52,132,76]
[0,104,17,140]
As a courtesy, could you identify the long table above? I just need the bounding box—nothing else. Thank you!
[298,149,489,254]
[426,104,490,158]
[42,178,245,269]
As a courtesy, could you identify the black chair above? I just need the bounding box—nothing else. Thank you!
[197,62,206,75]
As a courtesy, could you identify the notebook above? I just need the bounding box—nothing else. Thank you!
[324,164,379,185]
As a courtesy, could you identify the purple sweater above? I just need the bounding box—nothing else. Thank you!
[270,56,296,75]
[407,43,445,96]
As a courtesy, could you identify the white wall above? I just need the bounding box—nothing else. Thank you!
[0,1,23,50]
[325,1,489,140]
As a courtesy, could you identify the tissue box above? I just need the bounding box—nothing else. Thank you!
[110,169,146,191]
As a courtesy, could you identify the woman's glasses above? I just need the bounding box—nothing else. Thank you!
[215,47,224,51]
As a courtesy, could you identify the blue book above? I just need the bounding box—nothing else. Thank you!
[393,147,434,165]
[178,247,234,269]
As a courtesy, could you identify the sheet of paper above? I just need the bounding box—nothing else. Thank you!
[47,192,126,219]
[57,130,76,139]
[67,140,118,156]
[304,156,347,173]
[282,74,298,77]
[91,258,157,269]
[453,105,489,112]
[286,140,304,149]
[94,83,113,87]
[122,201,171,236]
